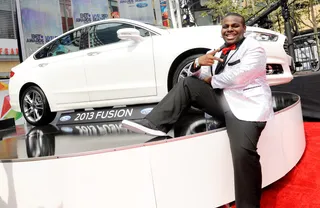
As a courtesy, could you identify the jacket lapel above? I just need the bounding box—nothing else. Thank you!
[225,49,237,65]
[224,38,246,66]
[211,51,222,75]
[212,40,245,75]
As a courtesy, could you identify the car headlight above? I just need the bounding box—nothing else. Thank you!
[245,31,278,42]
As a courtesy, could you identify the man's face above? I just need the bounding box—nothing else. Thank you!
[221,16,246,45]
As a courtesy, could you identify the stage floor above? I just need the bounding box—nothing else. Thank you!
[0,92,299,161]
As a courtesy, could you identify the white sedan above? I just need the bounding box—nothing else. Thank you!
[9,18,293,126]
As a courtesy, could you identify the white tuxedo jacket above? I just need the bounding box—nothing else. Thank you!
[194,37,274,122]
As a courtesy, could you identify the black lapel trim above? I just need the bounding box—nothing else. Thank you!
[224,37,246,66]
[211,37,246,75]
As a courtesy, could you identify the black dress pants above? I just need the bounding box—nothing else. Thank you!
[146,76,266,208]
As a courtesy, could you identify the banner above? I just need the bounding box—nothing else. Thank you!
[71,0,109,28]
[19,0,63,58]
[159,0,169,27]
[118,0,154,24]
[0,80,24,126]
[57,104,155,125]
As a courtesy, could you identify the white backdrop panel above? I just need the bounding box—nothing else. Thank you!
[147,131,235,208]
[149,102,306,208]
[0,148,157,208]
[0,99,306,208]
[281,102,306,168]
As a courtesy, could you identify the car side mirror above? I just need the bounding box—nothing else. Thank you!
[117,28,144,42]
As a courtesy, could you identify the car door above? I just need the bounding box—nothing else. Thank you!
[83,22,156,102]
[32,28,90,105]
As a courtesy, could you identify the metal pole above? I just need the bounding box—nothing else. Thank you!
[11,0,17,39]
[15,0,27,61]
[168,0,178,28]
[281,0,296,61]
[174,0,182,27]
[14,6,23,63]
[63,0,69,31]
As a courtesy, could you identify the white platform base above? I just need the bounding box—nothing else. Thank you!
[0,99,306,208]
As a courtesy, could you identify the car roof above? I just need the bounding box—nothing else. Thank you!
[28,18,283,59]
[29,18,165,58]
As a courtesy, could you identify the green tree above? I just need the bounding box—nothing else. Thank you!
[292,0,320,30]
[287,0,320,60]
[202,0,274,24]
[203,0,320,58]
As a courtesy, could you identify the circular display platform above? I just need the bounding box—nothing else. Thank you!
[0,92,305,208]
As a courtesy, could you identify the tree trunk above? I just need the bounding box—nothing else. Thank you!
[310,0,320,62]
[277,12,282,33]
[250,0,255,13]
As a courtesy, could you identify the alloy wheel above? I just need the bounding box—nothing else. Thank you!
[177,61,194,83]
[22,90,45,123]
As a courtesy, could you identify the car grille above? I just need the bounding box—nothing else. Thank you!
[283,38,289,55]
[266,64,284,75]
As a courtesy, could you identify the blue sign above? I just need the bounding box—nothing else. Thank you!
[60,115,71,122]
[140,108,153,115]
[136,2,148,8]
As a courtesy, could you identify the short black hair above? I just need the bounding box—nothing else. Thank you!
[223,13,246,26]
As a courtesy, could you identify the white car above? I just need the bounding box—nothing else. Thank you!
[9,18,294,126]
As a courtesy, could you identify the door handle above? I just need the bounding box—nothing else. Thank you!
[39,63,48,67]
[87,52,100,56]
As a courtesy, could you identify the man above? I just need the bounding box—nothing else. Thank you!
[122,13,274,208]
[111,11,120,18]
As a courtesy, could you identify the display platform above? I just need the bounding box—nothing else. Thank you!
[0,92,306,208]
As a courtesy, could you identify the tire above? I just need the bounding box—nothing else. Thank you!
[26,125,57,158]
[170,54,205,113]
[171,54,204,88]
[20,85,57,126]
[173,114,225,137]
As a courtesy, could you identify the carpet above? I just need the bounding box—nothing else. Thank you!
[230,122,320,208]
[260,122,320,207]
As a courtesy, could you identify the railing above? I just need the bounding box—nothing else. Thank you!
[293,32,320,72]
[0,72,9,79]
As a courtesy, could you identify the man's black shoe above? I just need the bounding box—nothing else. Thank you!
[121,119,167,136]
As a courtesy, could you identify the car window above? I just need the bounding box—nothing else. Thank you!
[80,28,90,49]
[34,30,82,59]
[47,30,81,57]
[34,44,53,60]
[134,26,151,37]
[89,23,135,48]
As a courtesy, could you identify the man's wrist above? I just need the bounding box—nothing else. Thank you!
[204,76,212,84]
[191,58,201,72]
[195,58,200,68]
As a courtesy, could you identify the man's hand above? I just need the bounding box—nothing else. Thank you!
[198,49,224,66]
[203,76,212,84]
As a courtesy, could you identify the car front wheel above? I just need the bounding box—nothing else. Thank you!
[171,54,204,87]
[20,85,56,126]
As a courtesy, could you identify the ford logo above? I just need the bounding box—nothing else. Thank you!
[60,115,71,122]
[61,127,73,133]
[140,108,153,115]
[136,2,148,8]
